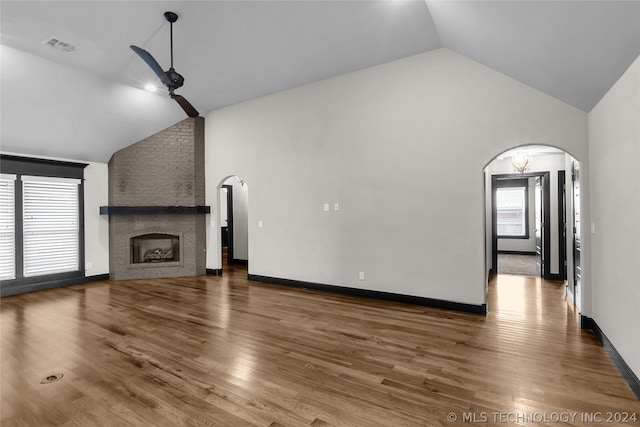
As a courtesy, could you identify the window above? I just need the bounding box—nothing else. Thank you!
[22,176,81,277]
[496,186,528,238]
[0,155,86,295]
[0,174,16,280]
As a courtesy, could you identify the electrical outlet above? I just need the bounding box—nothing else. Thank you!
[258,220,263,228]
[334,203,339,211]
[359,271,365,280]
[323,203,330,212]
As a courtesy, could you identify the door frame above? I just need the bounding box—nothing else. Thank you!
[491,172,551,278]
[222,184,234,265]
[535,176,543,277]
[558,171,567,281]
[571,161,581,307]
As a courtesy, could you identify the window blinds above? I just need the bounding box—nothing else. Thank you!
[22,176,80,277]
[0,174,16,280]
[496,187,526,237]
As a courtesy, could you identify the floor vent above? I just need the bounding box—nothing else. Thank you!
[40,373,64,384]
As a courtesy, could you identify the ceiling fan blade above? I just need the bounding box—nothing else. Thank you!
[173,95,199,117]
[130,45,170,86]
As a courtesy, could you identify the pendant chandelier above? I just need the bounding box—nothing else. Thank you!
[511,152,533,174]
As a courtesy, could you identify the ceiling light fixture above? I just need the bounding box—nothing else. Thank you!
[144,83,158,93]
[511,152,533,174]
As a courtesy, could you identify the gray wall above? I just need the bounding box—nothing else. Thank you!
[109,117,205,206]
[204,48,589,306]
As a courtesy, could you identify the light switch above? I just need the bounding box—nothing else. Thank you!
[258,220,263,228]
[323,203,330,212]
[334,203,339,211]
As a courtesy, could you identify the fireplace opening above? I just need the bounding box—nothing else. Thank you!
[130,233,180,264]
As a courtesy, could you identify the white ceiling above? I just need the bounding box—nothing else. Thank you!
[1,1,439,115]
[427,1,640,112]
[498,145,566,160]
[1,1,639,162]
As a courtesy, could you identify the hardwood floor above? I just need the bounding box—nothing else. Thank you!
[1,271,638,426]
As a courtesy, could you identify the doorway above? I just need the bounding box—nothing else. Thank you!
[218,176,249,268]
[484,145,581,311]
[491,172,549,278]
[221,184,234,265]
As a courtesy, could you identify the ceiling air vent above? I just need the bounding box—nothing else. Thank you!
[42,37,77,53]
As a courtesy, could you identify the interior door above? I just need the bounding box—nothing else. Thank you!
[572,162,581,307]
[534,176,544,277]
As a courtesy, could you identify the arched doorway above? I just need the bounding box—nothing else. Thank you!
[484,145,582,310]
[217,176,249,269]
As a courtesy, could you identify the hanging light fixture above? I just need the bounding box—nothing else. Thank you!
[511,152,533,174]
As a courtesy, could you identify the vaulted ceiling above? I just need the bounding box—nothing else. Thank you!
[1,1,639,162]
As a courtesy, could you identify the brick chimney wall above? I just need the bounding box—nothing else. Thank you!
[108,117,206,280]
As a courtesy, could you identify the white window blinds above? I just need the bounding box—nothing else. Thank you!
[22,176,80,277]
[496,187,526,237]
[0,174,17,280]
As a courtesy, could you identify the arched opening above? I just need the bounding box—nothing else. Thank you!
[484,145,582,312]
[217,175,249,271]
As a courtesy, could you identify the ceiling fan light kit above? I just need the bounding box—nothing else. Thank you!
[130,11,199,118]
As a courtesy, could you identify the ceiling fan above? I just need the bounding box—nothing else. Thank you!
[130,11,199,118]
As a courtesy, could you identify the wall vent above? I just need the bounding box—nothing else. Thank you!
[42,37,77,53]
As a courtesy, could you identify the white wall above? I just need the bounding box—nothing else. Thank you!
[0,152,109,276]
[220,188,228,226]
[83,161,109,276]
[564,153,578,307]
[232,181,249,260]
[205,48,588,306]
[588,55,640,378]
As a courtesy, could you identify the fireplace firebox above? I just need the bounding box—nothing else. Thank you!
[130,233,181,266]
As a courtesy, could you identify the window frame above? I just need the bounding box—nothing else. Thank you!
[0,173,17,280]
[0,155,87,294]
[495,178,530,240]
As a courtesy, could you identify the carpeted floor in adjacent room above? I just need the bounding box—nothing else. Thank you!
[497,253,538,277]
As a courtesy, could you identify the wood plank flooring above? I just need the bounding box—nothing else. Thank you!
[1,269,639,426]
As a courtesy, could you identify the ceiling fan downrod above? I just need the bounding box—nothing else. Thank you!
[164,12,178,70]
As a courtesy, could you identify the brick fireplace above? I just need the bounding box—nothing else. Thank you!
[103,117,208,280]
